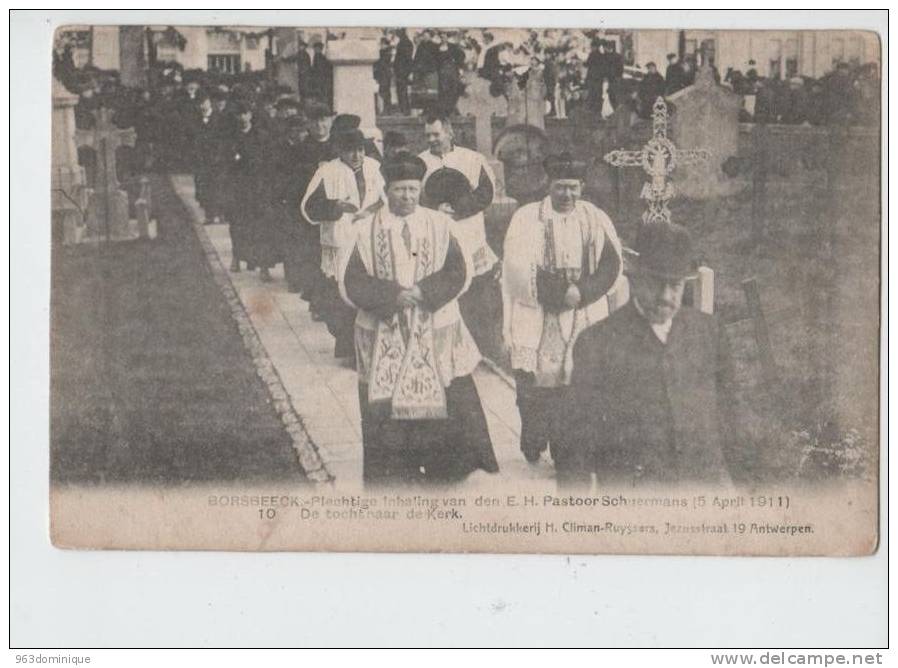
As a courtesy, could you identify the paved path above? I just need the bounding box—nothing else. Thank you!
[172,175,555,488]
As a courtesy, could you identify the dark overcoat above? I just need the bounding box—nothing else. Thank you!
[556,302,737,487]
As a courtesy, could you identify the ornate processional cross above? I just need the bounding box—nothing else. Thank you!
[603,97,711,225]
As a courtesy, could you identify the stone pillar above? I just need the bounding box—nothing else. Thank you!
[327,39,379,129]
[51,77,88,243]
[274,28,301,94]
[179,27,209,71]
[91,26,120,70]
[119,26,147,89]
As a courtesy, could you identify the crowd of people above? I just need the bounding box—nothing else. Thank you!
[368,28,879,126]
[63,56,745,488]
[370,28,630,119]
[57,28,880,152]
[56,29,877,489]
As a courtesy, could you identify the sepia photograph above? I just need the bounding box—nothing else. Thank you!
[46,18,881,555]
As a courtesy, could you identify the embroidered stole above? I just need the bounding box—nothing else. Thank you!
[367,212,448,420]
[536,201,594,385]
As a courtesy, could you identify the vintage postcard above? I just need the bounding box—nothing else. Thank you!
[49,23,881,554]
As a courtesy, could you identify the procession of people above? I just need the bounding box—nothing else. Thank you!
[163,80,741,489]
[57,36,755,491]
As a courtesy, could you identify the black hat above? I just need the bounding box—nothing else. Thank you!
[334,128,366,151]
[667,52,677,60]
[275,96,299,110]
[332,113,362,134]
[423,167,473,208]
[629,223,698,281]
[231,99,253,115]
[383,130,408,149]
[381,152,427,184]
[544,152,586,181]
[305,101,333,119]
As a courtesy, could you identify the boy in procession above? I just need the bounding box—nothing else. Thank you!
[418,111,498,324]
[301,127,385,360]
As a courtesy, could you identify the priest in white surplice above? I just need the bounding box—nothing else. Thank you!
[418,111,500,352]
[301,128,385,359]
[418,111,497,277]
[502,153,623,464]
[341,152,499,485]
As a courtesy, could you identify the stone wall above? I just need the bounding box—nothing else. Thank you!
[378,113,878,167]
[377,113,878,230]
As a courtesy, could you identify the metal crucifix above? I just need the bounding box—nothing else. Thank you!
[604,97,711,225]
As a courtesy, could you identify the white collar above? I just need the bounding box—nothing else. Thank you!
[540,197,582,222]
[430,145,455,159]
[633,298,674,344]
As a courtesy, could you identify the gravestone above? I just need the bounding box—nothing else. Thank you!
[489,69,549,204]
[73,107,156,243]
[667,64,743,200]
[75,107,136,241]
[455,72,517,260]
[456,74,509,198]
[457,75,507,157]
[506,68,546,130]
[51,77,88,244]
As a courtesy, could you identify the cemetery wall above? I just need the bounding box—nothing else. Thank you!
[376,115,879,175]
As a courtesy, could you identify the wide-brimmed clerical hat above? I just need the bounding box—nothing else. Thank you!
[230,99,253,115]
[332,113,362,134]
[305,101,333,119]
[628,223,699,281]
[381,152,427,184]
[334,128,366,151]
[544,152,587,181]
[423,167,473,208]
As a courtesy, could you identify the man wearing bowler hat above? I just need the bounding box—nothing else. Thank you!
[557,223,737,488]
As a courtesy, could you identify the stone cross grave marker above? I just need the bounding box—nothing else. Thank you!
[603,96,715,313]
[457,73,512,199]
[75,107,137,241]
[506,67,546,130]
[457,75,507,156]
[604,97,711,226]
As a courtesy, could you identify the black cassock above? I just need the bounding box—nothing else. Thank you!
[295,136,336,310]
[268,136,308,292]
[343,238,499,485]
[222,123,273,267]
[515,237,621,463]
